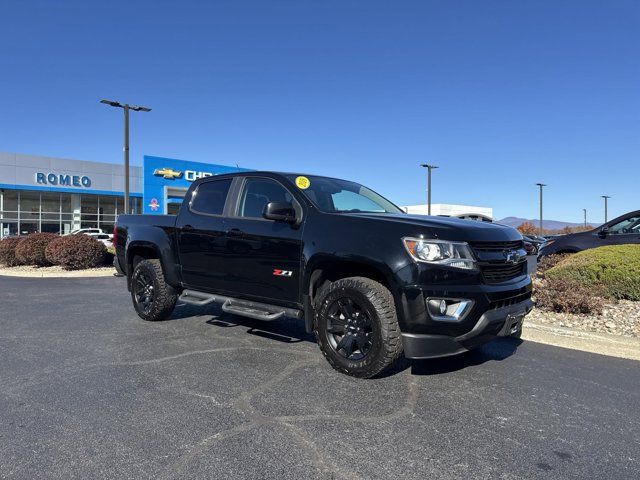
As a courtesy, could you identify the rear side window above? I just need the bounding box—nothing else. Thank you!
[190,179,232,216]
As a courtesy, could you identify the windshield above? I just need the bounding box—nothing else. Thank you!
[286,175,403,214]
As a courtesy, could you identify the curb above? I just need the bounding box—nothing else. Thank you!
[0,268,117,278]
[522,322,640,361]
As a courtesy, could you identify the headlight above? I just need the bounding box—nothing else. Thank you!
[402,237,477,270]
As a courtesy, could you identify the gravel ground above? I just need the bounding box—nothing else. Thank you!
[0,265,116,277]
[528,301,640,337]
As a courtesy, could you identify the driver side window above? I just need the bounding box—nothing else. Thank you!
[608,215,640,235]
[238,178,294,219]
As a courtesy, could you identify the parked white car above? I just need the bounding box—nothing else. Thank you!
[67,228,105,236]
[83,232,113,248]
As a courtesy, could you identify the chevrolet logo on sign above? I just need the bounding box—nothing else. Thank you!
[153,168,183,180]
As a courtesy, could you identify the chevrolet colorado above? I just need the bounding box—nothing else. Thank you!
[114,172,533,377]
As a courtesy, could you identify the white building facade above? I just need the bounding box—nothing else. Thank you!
[403,203,493,222]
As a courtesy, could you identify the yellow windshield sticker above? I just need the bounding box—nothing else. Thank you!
[295,176,310,189]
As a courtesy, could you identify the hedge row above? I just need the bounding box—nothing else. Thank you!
[0,233,107,270]
[0,237,23,267]
[545,245,640,301]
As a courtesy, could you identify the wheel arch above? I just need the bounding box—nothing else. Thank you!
[126,241,181,291]
[305,255,401,332]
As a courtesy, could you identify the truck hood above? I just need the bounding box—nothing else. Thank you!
[345,213,522,242]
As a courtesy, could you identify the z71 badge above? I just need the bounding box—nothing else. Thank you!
[273,269,293,277]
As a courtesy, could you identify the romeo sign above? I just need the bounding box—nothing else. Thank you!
[35,172,92,188]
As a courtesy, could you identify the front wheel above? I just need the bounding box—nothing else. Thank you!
[314,277,403,378]
[131,259,178,321]
[510,326,523,339]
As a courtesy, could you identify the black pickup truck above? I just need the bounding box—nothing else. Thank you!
[115,172,532,377]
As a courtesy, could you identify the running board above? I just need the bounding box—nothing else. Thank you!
[179,289,302,321]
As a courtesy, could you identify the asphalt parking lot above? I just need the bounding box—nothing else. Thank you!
[1,276,638,479]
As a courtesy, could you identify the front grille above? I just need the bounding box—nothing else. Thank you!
[469,240,527,284]
[469,240,524,252]
[480,261,527,284]
[488,290,532,309]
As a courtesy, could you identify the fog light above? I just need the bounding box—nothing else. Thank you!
[426,298,474,322]
[439,299,447,315]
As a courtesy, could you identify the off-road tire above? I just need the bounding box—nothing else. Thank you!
[131,259,178,321]
[510,326,523,339]
[314,277,403,378]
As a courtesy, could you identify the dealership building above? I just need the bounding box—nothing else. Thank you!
[0,151,492,238]
[0,152,243,237]
[403,203,493,222]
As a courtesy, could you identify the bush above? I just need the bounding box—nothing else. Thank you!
[0,237,24,267]
[535,276,606,315]
[546,245,640,301]
[14,233,58,266]
[44,236,67,266]
[45,234,106,270]
[537,253,571,275]
[104,246,115,266]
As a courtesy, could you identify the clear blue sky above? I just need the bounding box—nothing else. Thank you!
[1,0,638,223]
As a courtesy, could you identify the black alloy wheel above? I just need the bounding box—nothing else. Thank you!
[314,277,403,378]
[130,259,178,322]
[133,270,155,315]
[325,297,374,361]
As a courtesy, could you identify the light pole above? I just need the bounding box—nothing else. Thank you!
[536,183,546,236]
[420,164,438,215]
[601,195,611,223]
[100,99,151,214]
[583,208,587,228]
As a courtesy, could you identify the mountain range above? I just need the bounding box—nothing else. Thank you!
[496,217,594,230]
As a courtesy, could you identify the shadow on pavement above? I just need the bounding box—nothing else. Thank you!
[206,314,316,344]
[409,337,523,376]
[172,300,523,376]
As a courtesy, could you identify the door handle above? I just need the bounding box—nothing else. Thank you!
[226,228,243,237]
[182,224,194,231]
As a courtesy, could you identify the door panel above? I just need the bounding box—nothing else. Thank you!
[176,178,233,291]
[218,176,304,305]
[220,218,303,304]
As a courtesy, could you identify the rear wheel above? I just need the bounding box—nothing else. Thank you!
[314,277,403,378]
[131,259,177,321]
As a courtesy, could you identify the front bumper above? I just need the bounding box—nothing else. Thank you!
[402,298,534,359]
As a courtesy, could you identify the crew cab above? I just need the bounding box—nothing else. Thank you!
[114,172,533,377]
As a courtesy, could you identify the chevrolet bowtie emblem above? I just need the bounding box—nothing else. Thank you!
[153,168,183,180]
[504,250,522,264]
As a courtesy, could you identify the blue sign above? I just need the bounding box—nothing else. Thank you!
[142,156,250,214]
[35,172,92,188]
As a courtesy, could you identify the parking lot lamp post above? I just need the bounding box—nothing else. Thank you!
[601,195,611,223]
[536,183,546,236]
[420,164,439,215]
[100,100,151,214]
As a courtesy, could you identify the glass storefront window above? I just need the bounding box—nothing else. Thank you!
[0,190,139,238]
[20,191,40,223]
[81,195,98,229]
[1,190,19,222]
[41,192,60,222]
[0,190,18,237]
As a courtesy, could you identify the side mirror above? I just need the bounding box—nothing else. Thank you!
[598,227,609,238]
[263,202,297,223]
